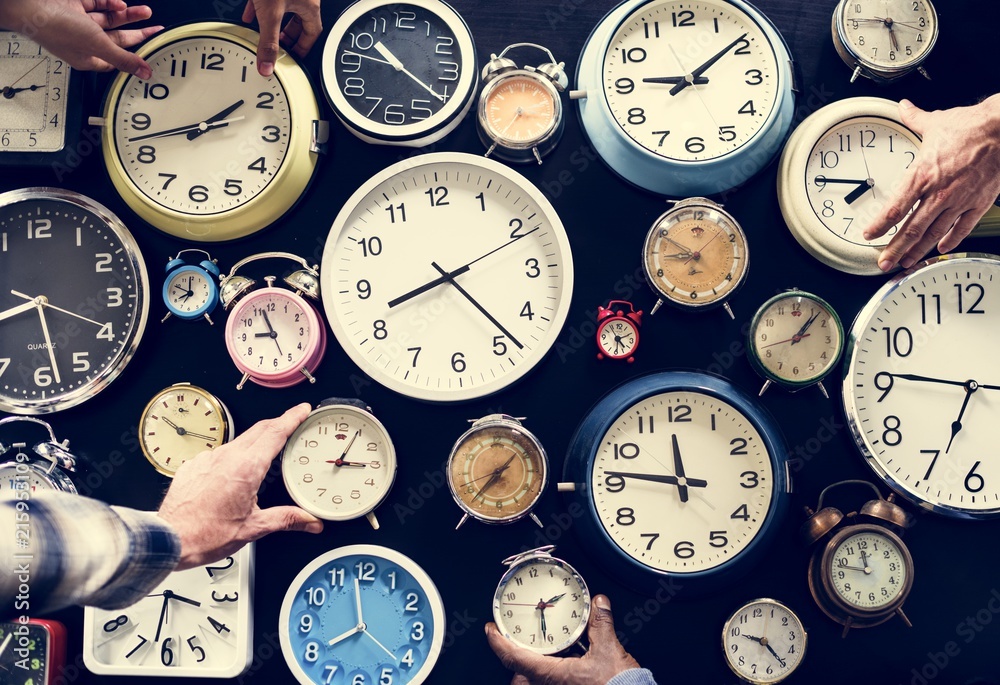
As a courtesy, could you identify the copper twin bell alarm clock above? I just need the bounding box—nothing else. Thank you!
[219,252,326,390]
[802,479,915,637]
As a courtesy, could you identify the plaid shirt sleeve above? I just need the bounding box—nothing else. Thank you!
[1,491,180,619]
[607,669,659,685]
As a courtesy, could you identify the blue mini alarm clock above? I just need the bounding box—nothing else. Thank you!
[570,0,796,197]
[280,545,445,685]
[557,371,791,595]
[161,249,221,325]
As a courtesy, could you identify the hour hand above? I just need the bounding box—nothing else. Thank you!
[187,99,246,140]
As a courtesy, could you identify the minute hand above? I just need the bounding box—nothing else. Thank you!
[604,471,708,488]
[670,32,748,96]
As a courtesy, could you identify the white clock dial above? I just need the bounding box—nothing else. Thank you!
[844,255,1000,517]
[493,558,590,654]
[167,270,214,315]
[829,531,907,610]
[840,0,936,71]
[0,32,70,153]
[806,117,919,247]
[597,319,638,359]
[321,152,574,402]
[591,391,774,573]
[140,385,231,476]
[723,599,806,684]
[0,462,57,494]
[603,0,780,162]
[282,404,397,522]
[84,546,253,677]
[111,36,291,215]
[229,291,315,375]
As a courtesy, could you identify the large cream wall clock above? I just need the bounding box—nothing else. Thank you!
[92,22,327,242]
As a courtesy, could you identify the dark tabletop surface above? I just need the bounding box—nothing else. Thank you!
[3,0,1000,683]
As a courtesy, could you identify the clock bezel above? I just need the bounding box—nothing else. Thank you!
[99,21,324,242]
[0,187,150,415]
[842,252,1000,519]
[320,0,478,147]
[562,371,791,595]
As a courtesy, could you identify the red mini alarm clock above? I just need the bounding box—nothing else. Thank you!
[596,300,643,363]
[0,618,66,684]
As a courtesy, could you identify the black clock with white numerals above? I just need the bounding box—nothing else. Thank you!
[321,0,477,147]
[0,188,149,415]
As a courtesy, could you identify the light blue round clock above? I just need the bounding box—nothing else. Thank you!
[557,371,791,595]
[161,249,221,325]
[279,545,445,685]
[571,0,796,197]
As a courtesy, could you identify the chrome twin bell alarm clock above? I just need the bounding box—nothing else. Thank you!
[161,249,221,325]
[0,416,81,494]
[478,43,568,165]
[219,252,327,390]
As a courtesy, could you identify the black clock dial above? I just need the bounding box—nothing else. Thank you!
[0,622,50,683]
[334,3,462,126]
[0,191,148,413]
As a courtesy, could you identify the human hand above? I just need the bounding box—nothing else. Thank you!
[0,0,160,79]
[242,0,322,76]
[486,595,641,685]
[864,97,1000,272]
[157,403,324,570]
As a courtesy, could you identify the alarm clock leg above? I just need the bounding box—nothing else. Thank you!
[529,513,544,529]
[366,512,381,530]
[161,312,172,323]
[896,607,913,628]
[455,513,470,530]
[723,302,735,320]
[758,380,772,397]
[203,314,214,326]
[237,372,251,390]
[817,381,830,399]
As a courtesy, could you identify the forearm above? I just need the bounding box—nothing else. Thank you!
[607,668,658,685]
[1,491,180,619]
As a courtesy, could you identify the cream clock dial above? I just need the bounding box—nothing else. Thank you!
[833,0,938,82]
[320,152,574,402]
[98,22,325,241]
[844,254,1000,518]
[139,383,233,477]
[0,32,70,153]
[829,530,908,610]
[84,545,253,677]
[722,598,806,684]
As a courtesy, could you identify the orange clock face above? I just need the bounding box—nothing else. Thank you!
[483,75,556,144]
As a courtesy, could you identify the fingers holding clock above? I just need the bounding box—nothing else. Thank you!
[243,0,322,75]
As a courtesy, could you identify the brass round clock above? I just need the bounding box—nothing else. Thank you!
[138,383,233,477]
[96,22,327,242]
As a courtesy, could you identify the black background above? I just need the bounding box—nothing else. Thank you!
[3,0,1000,683]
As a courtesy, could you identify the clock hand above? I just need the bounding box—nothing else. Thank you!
[327,625,362,647]
[887,20,901,52]
[844,179,876,205]
[165,590,202,608]
[260,310,283,356]
[603,470,708,488]
[373,41,446,103]
[662,251,694,259]
[362,629,399,661]
[187,99,246,141]
[0,300,36,323]
[472,453,518,503]
[354,578,364,624]
[540,604,547,642]
[387,226,542,308]
[669,32,748,96]
[6,58,47,91]
[0,632,13,659]
[127,116,246,143]
[763,640,786,667]
[945,382,977,453]
[889,373,1000,390]
[2,84,44,97]
[642,75,710,86]
[760,333,811,349]
[814,176,870,186]
[326,459,367,467]
[837,563,868,571]
[154,594,170,643]
[790,310,821,344]
[430,261,524,350]
[671,434,689,503]
[33,299,61,385]
[341,49,393,66]
[663,235,695,254]
[10,290,105,327]
[180,430,218,442]
[683,230,722,265]
[544,594,566,605]
[335,430,361,465]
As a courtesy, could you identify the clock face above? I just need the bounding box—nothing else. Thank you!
[839,0,937,70]
[322,0,476,144]
[493,557,590,655]
[843,255,1000,517]
[806,117,920,247]
[84,545,253,677]
[320,153,574,402]
[591,390,775,574]
[110,35,291,217]
[282,404,397,521]
[643,203,748,307]
[279,545,445,685]
[828,529,908,610]
[0,621,56,685]
[447,420,547,524]
[0,190,149,414]
[226,289,320,381]
[140,385,230,476]
[482,75,558,144]
[723,599,806,684]
[751,293,843,386]
[0,460,66,494]
[602,0,781,162]
[166,267,215,316]
[0,32,70,153]
[597,318,638,359]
